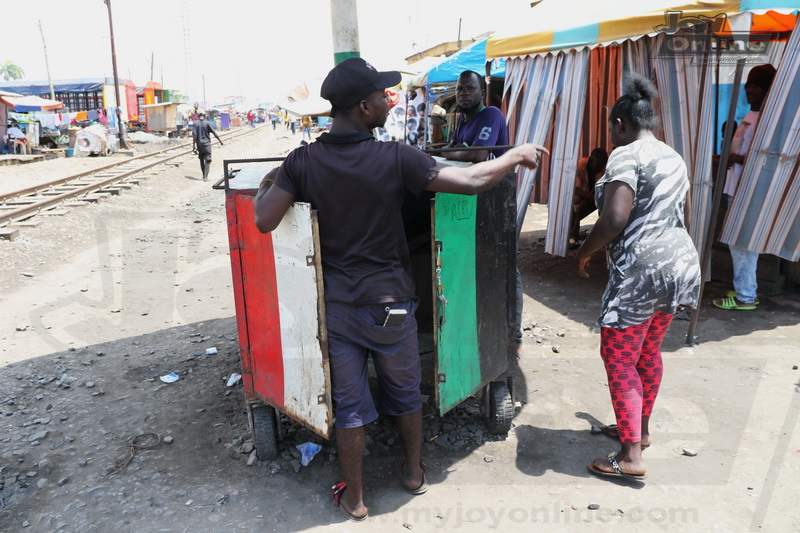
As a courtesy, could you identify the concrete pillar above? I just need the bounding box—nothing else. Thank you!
[330,0,360,64]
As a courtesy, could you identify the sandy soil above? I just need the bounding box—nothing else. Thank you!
[0,125,798,532]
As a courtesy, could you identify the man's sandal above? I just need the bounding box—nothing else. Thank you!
[588,452,647,481]
[331,481,368,522]
[725,290,759,305]
[396,458,429,495]
[712,295,757,311]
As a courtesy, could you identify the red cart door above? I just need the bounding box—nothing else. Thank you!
[227,171,332,438]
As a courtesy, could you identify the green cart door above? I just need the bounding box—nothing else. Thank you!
[432,177,516,415]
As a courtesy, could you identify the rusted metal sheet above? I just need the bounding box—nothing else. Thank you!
[225,171,332,438]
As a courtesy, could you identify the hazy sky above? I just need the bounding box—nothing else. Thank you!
[7,0,534,105]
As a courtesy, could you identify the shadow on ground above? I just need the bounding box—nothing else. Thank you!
[517,226,800,349]
[0,316,535,531]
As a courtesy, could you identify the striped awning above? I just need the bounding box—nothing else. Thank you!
[487,0,800,58]
[0,94,63,112]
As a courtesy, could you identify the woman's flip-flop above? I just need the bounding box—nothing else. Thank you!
[598,424,650,450]
[396,458,429,495]
[331,481,368,522]
[588,452,647,481]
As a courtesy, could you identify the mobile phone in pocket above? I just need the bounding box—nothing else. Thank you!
[383,308,408,327]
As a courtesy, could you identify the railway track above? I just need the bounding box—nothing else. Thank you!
[0,127,256,234]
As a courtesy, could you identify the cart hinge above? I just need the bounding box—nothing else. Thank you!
[306,255,314,266]
[437,373,446,383]
[317,394,327,405]
[435,241,448,326]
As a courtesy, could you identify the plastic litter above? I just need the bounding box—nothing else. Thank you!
[160,373,179,383]
[226,373,242,387]
[206,347,218,355]
[295,442,322,466]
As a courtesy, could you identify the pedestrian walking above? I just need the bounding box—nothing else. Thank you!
[192,111,223,181]
[577,74,700,482]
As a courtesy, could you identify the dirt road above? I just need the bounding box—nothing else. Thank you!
[1,126,798,532]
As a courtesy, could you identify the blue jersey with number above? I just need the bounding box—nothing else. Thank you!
[453,106,508,159]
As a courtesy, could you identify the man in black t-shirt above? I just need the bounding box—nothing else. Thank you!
[192,111,223,180]
[254,57,545,522]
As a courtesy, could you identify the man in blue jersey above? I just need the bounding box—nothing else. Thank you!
[443,70,509,163]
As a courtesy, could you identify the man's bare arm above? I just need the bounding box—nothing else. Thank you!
[254,168,295,233]
[427,144,547,195]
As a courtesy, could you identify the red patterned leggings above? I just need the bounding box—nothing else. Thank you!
[600,312,673,443]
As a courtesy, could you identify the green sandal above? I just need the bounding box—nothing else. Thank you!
[712,295,757,311]
[725,290,759,305]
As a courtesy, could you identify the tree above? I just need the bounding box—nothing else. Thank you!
[0,60,24,81]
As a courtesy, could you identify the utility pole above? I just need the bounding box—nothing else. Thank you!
[104,0,129,149]
[457,18,463,49]
[38,20,56,101]
[329,0,360,65]
[202,74,206,108]
[181,0,193,104]
[150,51,154,81]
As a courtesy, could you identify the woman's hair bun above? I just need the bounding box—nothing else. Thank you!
[624,73,658,102]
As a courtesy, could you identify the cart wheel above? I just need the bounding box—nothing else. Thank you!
[486,381,514,434]
[252,404,279,461]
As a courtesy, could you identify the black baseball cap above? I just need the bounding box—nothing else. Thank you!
[321,58,401,116]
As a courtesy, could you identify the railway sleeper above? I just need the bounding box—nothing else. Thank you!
[0,228,19,241]
[11,220,42,228]
[79,194,110,203]
[2,200,42,206]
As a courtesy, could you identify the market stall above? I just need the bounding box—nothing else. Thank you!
[0,94,65,152]
[422,37,506,92]
[142,101,180,135]
[413,37,507,147]
[486,0,800,261]
[0,89,21,151]
[0,78,137,122]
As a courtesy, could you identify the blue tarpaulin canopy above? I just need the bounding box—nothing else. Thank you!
[0,78,121,95]
[426,38,506,85]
